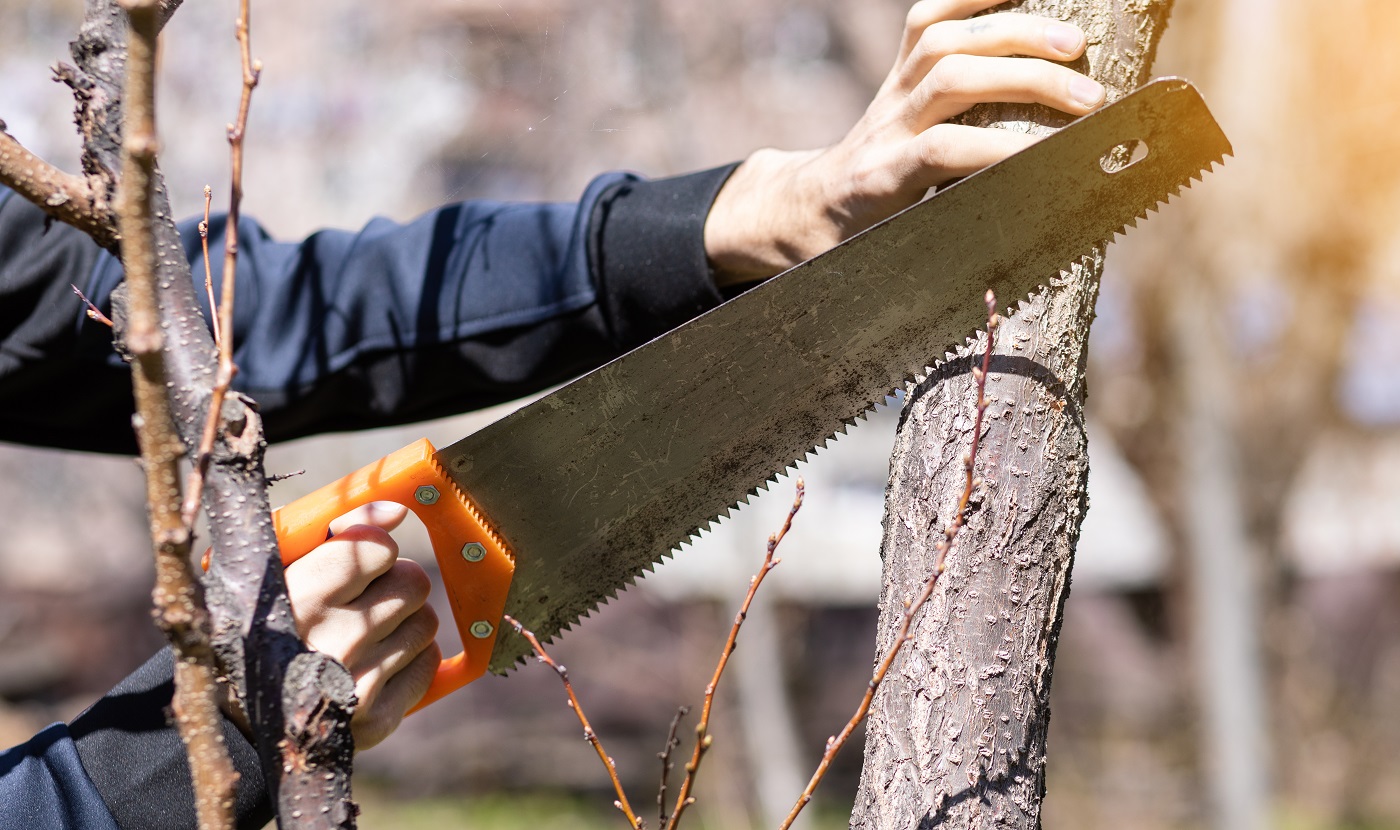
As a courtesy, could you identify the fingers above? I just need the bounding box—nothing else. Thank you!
[285,523,401,615]
[283,502,443,750]
[349,606,440,750]
[289,503,410,621]
[303,559,434,664]
[353,639,441,750]
[889,8,1104,130]
[353,603,439,695]
[903,124,1041,189]
[899,0,1008,64]
[899,13,1087,91]
[908,54,1104,131]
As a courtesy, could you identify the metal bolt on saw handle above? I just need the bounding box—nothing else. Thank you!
[272,439,515,713]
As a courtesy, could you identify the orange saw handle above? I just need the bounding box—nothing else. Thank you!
[272,438,513,713]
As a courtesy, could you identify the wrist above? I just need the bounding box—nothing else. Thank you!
[704,147,831,286]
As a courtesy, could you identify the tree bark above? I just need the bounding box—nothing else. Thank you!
[849,2,1173,827]
[52,3,360,826]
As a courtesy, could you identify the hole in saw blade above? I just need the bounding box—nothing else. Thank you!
[1100,139,1149,174]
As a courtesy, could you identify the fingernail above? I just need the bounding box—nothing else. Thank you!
[1046,22,1083,56]
[1070,76,1105,108]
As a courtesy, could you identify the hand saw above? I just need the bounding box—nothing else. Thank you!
[270,77,1230,711]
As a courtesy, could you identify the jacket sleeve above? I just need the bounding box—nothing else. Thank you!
[0,724,120,830]
[0,164,734,453]
[0,164,736,827]
[67,650,273,830]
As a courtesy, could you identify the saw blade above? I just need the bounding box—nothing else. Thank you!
[434,77,1231,672]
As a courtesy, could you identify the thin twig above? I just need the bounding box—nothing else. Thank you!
[779,291,1002,830]
[71,285,114,328]
[179,0,260,529]
[504,615,645,829]
[220,0,261,363]
[115,2,238,827]
[199,185,217,344]
[656,706,689,829]
[666,479,805,830]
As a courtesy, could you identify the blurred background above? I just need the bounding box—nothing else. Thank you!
[2,0,1398,827]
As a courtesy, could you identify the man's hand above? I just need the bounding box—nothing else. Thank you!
[284,502,441,750]
[704,0,1105,284]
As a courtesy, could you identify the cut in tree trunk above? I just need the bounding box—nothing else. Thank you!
[849,2,1173,828]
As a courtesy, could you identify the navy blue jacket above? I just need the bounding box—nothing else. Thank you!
[0,163,734,829]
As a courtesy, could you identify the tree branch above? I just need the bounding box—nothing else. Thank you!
[24,1,363,825]
[0,127,117,247]
[666,479,804,830]
[113,2,237,826]
[656,707,689,829]
[181,0,259,530]
[505,616,645,830]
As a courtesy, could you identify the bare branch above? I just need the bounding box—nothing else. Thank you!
[0,127,117,247]
[656,706,689,829]
[666,479,804,830]
[181,0,258,530]
[504,615,645,830]
[113,1,238,826]
[200,186,218,343]
[72,284,114,328]
[181,0,260,529]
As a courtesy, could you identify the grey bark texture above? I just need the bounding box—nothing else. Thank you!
[60,3,360,826]
[849,2,1173,828]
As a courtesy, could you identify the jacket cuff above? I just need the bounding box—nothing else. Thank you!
[69,649,272,830]
[588,164,739,350]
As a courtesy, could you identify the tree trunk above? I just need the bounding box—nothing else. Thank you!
[849,2,1172,827]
